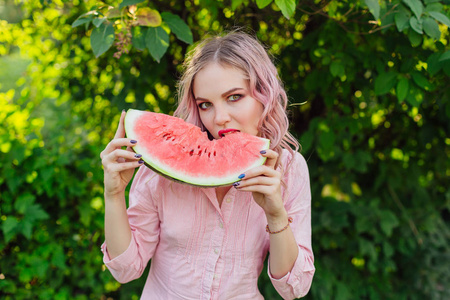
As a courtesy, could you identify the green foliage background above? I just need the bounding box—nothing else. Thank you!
[0,0,449,299]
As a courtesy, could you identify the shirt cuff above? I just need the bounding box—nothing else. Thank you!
[101,235,138,270]
[267,244,307,298]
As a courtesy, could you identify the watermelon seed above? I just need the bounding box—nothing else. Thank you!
[198,150,202,155]
[214,151,216,156]
[189,149,194,156]
[198,145,200,149]
[208,153,211,158]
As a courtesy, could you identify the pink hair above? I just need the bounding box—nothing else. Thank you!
[174,31,300,170]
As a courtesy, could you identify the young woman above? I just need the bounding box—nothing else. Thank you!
[100,31,315,299]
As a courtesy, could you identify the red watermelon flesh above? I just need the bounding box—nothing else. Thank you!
[124,109,270,187]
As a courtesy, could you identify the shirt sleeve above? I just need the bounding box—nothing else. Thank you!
[101,166,161,284]
[268,151,315,299]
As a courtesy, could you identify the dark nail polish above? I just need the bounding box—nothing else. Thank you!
[130,140,137,144]
[138,159,144,164]
[260,150,266,154]
[233,182,240,187]
[238,174,245,179]
[134,154,142,158]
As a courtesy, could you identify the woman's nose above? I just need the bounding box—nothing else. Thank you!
[214,106,232,125]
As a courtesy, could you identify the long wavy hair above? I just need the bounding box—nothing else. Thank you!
[174,31,299,171]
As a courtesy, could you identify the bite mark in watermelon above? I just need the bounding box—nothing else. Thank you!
[124,109,270,187]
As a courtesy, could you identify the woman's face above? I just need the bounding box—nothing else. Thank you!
[192,63,264,140]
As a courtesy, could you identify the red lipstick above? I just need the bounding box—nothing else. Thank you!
[218,129,240,138]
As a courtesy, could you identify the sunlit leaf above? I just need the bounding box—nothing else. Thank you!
[135,8,162,27]
[72,14,94,28]
[256,0,273,9]
[161,12,193,44]
[146,26,169,63]
[119,0,145,9]
[92,17,107,28]
[275,0,296,19]
[365,0,380,20]
[231,0,244,10]
[90,22,115,57]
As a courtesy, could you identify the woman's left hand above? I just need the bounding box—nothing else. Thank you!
[234,149,285,217]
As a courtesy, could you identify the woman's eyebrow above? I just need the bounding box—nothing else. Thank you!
[195,87,244,101]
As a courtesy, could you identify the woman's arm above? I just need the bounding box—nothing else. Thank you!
[100,110,143,258]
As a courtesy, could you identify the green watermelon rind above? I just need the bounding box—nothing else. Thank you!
[124,109,270,187]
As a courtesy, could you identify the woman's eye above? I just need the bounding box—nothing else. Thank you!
[199,102,211,110]
[228,94,242,101]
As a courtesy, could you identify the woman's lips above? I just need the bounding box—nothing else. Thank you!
[218,129,240,138]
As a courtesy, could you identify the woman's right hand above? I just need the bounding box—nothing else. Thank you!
[100,110,144,198]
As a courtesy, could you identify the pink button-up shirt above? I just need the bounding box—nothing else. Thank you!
[101,150,315,299]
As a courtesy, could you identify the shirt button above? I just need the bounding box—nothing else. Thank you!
[219,222,223,228]
[226,198,232,203]
[214,248,219,254]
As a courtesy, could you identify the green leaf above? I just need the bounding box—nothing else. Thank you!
[90,22,115,58]
[403,0,423,20]
[365,0,380,20]
[425,3,443,12]
[20,220,33,239]
[92,17,106,28]
[146,26,169,63]
[14,193,35,214]
[25,204,49,222]
[135,8,162,27]
[380,211,399,236]
[407,28,422,47]
[411,71,435,91]
[51,244,66,269]
[256,0,273,9]
[423,16,441,39]
[374,71,397,96]
[161,12,193,44]
[274,0,296,19]
[119,0,145,9]
[396,77,409,102]
[426,52,443,75]
[231,0,244,10]
[395,8,410,31]
[2,217,18,243]
[439,50,450,61]
[132,26,147,51]
[429,11,450,27]
[330,61,345,77]
[72,15,94,28]
[409,16,423,34]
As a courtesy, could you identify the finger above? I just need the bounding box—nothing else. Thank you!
[234,184,278,195]
[235,176,275,188]
[106,160,144,173]
[114,110,127,139]
[238,165,280,180]
[260,149,279,169]
[103,138,137,155]
[103,149,142,165]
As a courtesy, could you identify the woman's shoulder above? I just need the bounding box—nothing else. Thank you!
[280,148,308,171]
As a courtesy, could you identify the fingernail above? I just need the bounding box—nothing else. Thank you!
[260,150,266,154]
[138,159,144,164]
[238,174,245,179]
[233,182,240,187]
[122,109,125,113]
[130,140,137,144]
[134,154,142,158]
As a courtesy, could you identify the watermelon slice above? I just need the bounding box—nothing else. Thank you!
[124,109,270,187]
